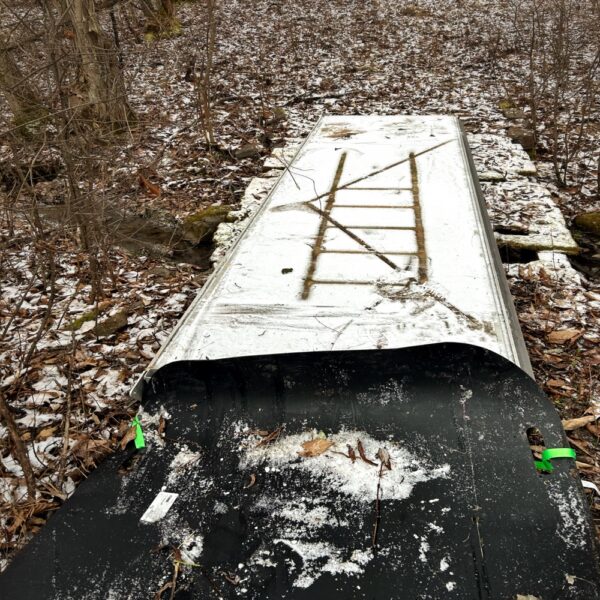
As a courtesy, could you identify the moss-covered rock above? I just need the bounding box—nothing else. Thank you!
[144,16,182,41]
[499,98,516,111]
[183,205,234,245]
[573,212,600,236]
[66,300,112,331]
[67,308,101,331]
[502,107,526,120]
[93,311,128,338]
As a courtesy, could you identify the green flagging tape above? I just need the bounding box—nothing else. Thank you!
[535,447,576,472]
[131,415,145,449]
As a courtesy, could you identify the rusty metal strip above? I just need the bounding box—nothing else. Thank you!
[342,187,413,191]
[302,140,451,206]
[309,279,407,286]
[321,250,417,256]
[305,204,401,274]
[334,204,414,209]
[409,152,428,284]
[325,225,416,231]
[301,152,347,300]
[301,142,443,299]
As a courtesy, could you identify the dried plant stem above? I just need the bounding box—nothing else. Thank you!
[58,338,76,486]
[372,462,383,549]
[0,391,36,500]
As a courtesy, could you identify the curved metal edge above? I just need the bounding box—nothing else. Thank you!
[456,119,534,378]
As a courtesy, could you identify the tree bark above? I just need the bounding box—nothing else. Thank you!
[0,40,44,129]
[59,0,134,131]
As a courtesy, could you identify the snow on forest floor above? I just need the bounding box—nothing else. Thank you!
[1,0,599,570]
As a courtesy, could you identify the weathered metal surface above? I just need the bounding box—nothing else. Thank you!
[5,345,599,599]
[135,116,531,396]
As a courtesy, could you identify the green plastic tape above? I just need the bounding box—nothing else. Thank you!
[131,415,145,449]
[535,447,576,472]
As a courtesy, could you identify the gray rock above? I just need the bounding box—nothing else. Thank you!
[507,126,535,151]
[235,144,261,160]
[573,211,600,236]
[502,107,526,120]
[93,311,128,337]
[182,205,233,245]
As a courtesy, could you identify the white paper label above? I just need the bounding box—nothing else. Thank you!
[140,491,179,523]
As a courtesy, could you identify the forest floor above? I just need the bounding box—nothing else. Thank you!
[0,0,599,570]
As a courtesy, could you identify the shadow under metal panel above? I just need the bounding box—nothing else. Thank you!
[2,344,598,599]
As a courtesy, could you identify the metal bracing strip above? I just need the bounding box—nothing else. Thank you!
[342,187,413,191]
[301,152,348,300]
[302,139,451,205]
[409,152,428,284]
[321,250,417,256]
[309,279,408,286]
[333,204,414,209]
[304,204,401,277]
[302,142,444,298]
[324,225,416,231]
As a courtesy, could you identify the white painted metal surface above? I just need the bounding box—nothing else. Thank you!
[136,116,531,394]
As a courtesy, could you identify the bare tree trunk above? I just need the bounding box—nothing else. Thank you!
[0,40,44,130]
[59,0,134,131]
[197,0,217,146]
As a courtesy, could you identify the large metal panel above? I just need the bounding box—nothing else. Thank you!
[135,116,530,398]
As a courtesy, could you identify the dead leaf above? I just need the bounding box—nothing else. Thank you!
[117,420,131,436]
[244,473,256,489]
[120,425,137,449]
[546,328,583,345]
[255,427,282,447]
[567,437,591,456]
[576,461,600,473]
[586,423,600,437]
[138,173,161,197]
[347,444,356,463]
[376,448,392,470]
[546,379,569,389]
[158,415,166,437]
[562,415,596,431]
[357,439,377,467]
[41,480,67,500]
[73,438,112,462]
[585,352,600,366]
[298,438,333,457]
[37,426,57,440]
